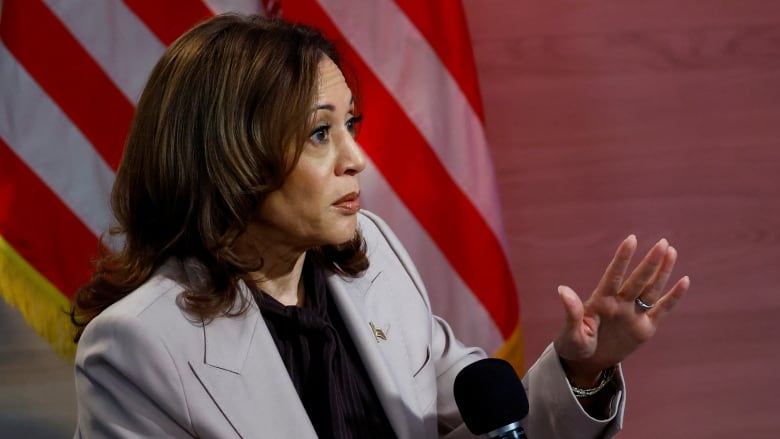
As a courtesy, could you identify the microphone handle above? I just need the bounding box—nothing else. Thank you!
[487,421,526,439]
[493,431,525,439]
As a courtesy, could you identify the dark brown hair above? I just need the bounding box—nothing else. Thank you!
[71,14,368,340]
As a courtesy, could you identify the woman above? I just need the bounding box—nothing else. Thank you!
[71,13,689,438]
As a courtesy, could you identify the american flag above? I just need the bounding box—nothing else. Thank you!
[0,0,522,368]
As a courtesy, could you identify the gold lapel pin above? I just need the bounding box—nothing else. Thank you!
[369,321,388,342]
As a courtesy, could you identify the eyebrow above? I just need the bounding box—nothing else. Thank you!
[314,104,335,112]
[312,95,355,112]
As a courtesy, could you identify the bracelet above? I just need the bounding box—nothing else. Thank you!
[569,366,616,398]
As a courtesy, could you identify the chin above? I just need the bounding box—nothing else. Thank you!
[327,218,358,245]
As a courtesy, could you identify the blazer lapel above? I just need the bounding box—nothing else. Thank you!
[328,270,426,439]
[187,284,317,438]
[184,270,429,439]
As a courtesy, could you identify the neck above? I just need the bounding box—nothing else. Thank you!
[255,251,306,306]
[235,224,308,307]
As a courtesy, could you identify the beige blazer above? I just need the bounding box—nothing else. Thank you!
[74,210,624,438]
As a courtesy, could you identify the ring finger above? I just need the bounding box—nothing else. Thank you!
[620,238,669,301]
[635,246,678,308]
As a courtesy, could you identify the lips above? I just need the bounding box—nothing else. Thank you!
[333,191,361,213]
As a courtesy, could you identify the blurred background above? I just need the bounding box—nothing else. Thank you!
[1,0,779,437]
[466,1,780,437]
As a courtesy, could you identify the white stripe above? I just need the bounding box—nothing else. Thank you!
[0,44,116,241]
[43,0,166,105]
[202,0,263,14]
[362,161,503,352]
[46,0,269,106]
[317,0,508,252]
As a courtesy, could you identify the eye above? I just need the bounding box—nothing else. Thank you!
[346,115,363,138]
[309,124,330,145]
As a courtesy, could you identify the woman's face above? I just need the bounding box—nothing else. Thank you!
[256,57,366,251]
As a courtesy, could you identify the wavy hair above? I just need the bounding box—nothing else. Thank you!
[71,14,368,340]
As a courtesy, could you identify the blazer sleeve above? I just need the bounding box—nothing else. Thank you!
[74,312,195,438]
[522,343,625,438]
[358,210,625,439]
[433,331,626,439]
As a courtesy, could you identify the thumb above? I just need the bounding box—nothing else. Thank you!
[554,285,587,358]
[557,285,584,329]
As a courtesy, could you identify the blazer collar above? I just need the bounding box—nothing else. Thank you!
[200,291,257,373]
[190,282,317,438]
[190,273,424,439]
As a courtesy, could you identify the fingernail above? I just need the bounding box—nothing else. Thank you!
[557,285,571,298]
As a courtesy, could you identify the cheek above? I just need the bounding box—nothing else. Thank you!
[268,173,328,222]
[258,154,336,229]
[285,178,325,210]
[286,161,331,204]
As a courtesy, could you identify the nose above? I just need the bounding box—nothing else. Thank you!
[336,133,366,176]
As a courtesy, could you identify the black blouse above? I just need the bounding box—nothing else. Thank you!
[256,257,398,438]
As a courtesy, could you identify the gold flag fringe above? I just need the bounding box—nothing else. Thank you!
[2,230,523,370]
[0,236,77,361]
[493,321,525,375]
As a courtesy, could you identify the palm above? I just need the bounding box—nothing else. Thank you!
[554,236,690,377]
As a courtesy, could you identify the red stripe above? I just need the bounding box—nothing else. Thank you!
[392,0,485,122]
[123,0,215,45]
[0,0,132,171]
[283,2,518,337]
[0,139,100,299]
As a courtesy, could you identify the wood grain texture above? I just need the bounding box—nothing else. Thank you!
[464,0,780,437]
[0,301,76,436]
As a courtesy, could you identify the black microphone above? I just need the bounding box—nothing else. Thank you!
[454,358,529,438]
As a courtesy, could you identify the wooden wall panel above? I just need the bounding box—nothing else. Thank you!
[464,0,780,437]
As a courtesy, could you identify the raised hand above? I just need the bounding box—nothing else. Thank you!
[553,235,690,387]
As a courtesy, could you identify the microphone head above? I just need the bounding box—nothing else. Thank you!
[453,358,529,435]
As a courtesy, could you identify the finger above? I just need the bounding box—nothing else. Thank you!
[648,275,690,322]
[558,285,585,330]
[554,286,589,358]
[594,234,638,297]
[555,286,599,360]
[637,245,678,305]
[620,238,669,300]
